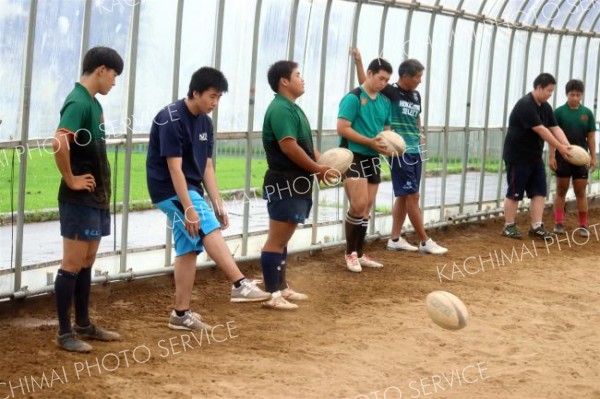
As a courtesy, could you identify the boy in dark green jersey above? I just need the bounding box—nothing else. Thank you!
[261,61,331,309]
[52,47,123,352]
[549,79,597,236]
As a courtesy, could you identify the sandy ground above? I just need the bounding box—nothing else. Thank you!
[0,209,599,399]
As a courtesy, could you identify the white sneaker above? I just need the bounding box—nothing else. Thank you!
[231,279,272,303]
[386,237,418,252]
[262,291,298,310]
[168,310,212,331]
[345,252,362,273]
[358,254,383,268]
[281,288,308,301]
[419,238,448,255]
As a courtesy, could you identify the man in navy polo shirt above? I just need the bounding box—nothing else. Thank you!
[147,67,270,331]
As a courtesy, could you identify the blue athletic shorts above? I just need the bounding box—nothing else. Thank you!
[505,160,547,200]
[390,153,422,196]
[155,190,221,256]
[266,198,312,224]
[59,201,110,241]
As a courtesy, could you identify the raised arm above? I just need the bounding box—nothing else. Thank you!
[350,48,367,85]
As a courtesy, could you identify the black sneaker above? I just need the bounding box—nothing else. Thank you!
[528,224,551,239]
[502,224,522,239]
[577,226,590,237]
[56,332,92,353]
[74,324,120,341]
[553,224,565,234]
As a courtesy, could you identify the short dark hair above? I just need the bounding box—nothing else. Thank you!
[367,58,393,75]
[565,79,584,94]
[187,67,228,98]
[82,46,124,75]
[267,61,298,93]
[533,73,556,89]
[399,59,424,78]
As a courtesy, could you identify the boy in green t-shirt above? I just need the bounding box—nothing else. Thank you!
[337,58,393,272]
[351,48,448,255]
[261,61,331,309]
[550,79,597,236]
[52,47,123,352]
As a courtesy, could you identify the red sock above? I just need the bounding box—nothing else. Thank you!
[579,211,588,227]
[554,209,565,224]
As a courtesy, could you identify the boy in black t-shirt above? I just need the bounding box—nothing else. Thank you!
[502,73,571,239]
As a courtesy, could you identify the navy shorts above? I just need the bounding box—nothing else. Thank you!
[59,201,110,241]
[344,152,381,184]
[555,154,588,179]
[267,198,312,224]
[505,160,547,200]
[390,153,422,196]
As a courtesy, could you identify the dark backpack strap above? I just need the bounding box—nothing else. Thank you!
[350,87,362,99]
[340,87,362,149]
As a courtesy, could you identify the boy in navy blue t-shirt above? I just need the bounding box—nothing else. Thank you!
[146,67,270,331]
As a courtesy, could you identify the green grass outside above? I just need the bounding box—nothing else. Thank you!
[1,150,599,214]
[0,151,269,214]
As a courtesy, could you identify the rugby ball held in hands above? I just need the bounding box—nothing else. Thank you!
[377,131,406,155]
[426,291,469,331]
[566,145,590,166]
[317,148,353,174]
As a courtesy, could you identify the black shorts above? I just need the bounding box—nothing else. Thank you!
[505,160,547,200]
[266,198,312,224]
[59,201,110,241]
[555,154,588,179]
[344,152,381,184]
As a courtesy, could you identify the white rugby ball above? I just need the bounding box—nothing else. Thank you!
[317,148,353,174]
[425,291,469,331]
[377,130,406,155]
[566,145,590,166]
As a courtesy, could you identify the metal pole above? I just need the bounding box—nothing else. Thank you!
[442,1,461,217]
[403,0,416,60]
[79,0,92,75]
[14,0,38,292]
[163,0,184,268]
[420,4,436,217]
[311,0,332,244]
[568,36,578,79]
[288,0,300,60]
[342,0,363,241]
[540,32,548,74]
[459,19,479,213]
[211,0,225,169]
[496,28,518,208]
[241,0,262,256]
[522,31,533,95]
[119,0,141,273]
[479,23,497,210]
[209,0,225,219]
[378,3,389,56]
[369,1,388,235]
